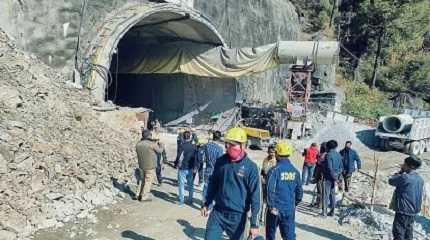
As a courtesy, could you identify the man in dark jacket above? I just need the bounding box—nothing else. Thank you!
[322,140,343,217]
[389,155,424,240]
[201,127,260,240]
[339,141,361,192]
[135,130,164,202]
[266,141,303,240]
[176,131,197,205]
[176,128,198,165]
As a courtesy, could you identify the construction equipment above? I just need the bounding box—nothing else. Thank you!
[241,126,272,149]
[375,109,430,155]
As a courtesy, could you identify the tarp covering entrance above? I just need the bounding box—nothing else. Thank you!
[119,41,339,78]
[119,41,279,78]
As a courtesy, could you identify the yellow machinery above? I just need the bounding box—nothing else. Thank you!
[241,127,272,149]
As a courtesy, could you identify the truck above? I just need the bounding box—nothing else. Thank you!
[375,109,430,155]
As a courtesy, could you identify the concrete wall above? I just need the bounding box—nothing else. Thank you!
[194,0,300,104]
[0,0,300,104]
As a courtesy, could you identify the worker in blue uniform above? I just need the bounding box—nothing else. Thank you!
[201,127,261,240]
[389,155,424,240]
[321,140,343,217]
[265,141,303,240]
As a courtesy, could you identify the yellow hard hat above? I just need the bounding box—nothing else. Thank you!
[197,138,208,145]
[151,132,160,141]
[275,140,294,156]
[224,127,247,144]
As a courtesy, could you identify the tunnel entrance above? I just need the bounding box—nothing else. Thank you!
[98,5,235,123]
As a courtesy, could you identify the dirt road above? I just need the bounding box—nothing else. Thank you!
[34,133,364,240]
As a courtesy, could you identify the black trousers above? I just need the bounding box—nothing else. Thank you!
[393,212,415,240]
[343,173,352,192]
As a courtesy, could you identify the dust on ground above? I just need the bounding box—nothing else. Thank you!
[35,131,430,240]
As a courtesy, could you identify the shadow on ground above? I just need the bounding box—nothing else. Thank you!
[112,177,136,199]
[151,189,178,204]
[177,219,206,240]
[297,223,353,240]
[121,230,156,240]
[296,202,321,217]
[355,129,380,151]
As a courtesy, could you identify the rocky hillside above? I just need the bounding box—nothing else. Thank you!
[0,29,136,239]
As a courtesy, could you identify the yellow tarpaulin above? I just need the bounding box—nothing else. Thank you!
[119,41,280,78]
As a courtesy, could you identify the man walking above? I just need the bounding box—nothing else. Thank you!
[266,141,303,240]
[153,133,167,186]
[389,155,423,240]
[176,130,197,205]
[194,138,208,188]
[135,130,164,201]
[321,140,343,217]
[339,141,361,192]
[202,128,260,240]
[302,143,319,185]
[201,131,224,205]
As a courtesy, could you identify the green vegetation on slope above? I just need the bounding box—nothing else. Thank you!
[340,79,394,119]
[292,0,430,118]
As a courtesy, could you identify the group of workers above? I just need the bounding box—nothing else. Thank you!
[298,140,362,216]
[135,126,424,240]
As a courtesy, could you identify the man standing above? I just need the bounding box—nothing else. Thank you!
[259,145,277,224]
[266,141,303,240]
[176,130,197,205]
[194,138,208,188]
[201,131,224,205]
[321,140,343,217]
[302,143,319,185]
[339,141,361,192]
[135,130,164,202]
[389,155,423,240]
[202,128,260,240]
[152,133,167,186]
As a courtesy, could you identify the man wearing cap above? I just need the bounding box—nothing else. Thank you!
[135,130,164,201]
[389,155,424,240]
[202,127,261,240]
[266,141,303,240]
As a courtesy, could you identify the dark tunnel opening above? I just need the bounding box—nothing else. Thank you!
[106,12,236,124]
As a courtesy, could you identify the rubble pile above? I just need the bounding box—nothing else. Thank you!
[339,206,430,240]
[338,162,430,240]
[0,29,136,239]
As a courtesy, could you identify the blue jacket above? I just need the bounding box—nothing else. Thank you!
[322,149,343,181]
[205,154,261,228]
[389,171,424,216]
[339,148,361,174]
[267,158,303,213]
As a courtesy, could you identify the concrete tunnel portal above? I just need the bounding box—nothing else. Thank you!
[88,4,236,124]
